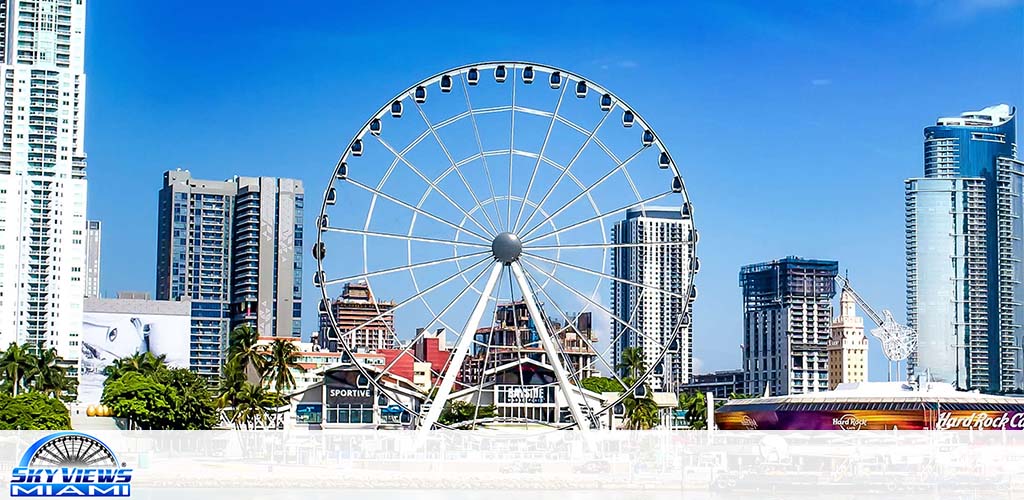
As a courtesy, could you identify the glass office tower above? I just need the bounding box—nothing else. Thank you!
[906,104,1023,392]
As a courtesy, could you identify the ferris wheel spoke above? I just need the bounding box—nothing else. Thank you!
[524,190,672,245]
[468,266,505,428]
[509,261,589,429]
[324,250,490,287]
[408,96,502,236]
[516,107,613,234]
[524,241,681,252]
[520,259,664,355]
[345,178,492,243]
[373,134,496,238]
[519,264,630,395]
[506,65,518,231]
[518,267,600,428]
[422,261,504,431]
[520,146,646,241]
[371,259,494,385]
[523,251,685,300]
[512,83,569,233]
[459,74,506,233]
[324,226,490,249]
[331,256,492,350]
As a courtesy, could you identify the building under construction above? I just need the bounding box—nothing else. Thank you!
[460,301,598,387]
[318,281,397,352]
[740,257,839,396]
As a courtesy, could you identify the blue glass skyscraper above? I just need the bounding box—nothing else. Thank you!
[906,104,1023,392]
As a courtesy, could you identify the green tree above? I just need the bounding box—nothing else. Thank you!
[0,342,37,396]
[227,324,264,382]
[261,339,299,393]
[616,346,646,380]
[438,400,495,426]
[101,360,219,430]
[102,371,173,429]
[227,382,285,430]
[26,347,77,401]
[622,393,661,430]
[580,376,625,394]
[0,392,71,430]
[678,391,709,430]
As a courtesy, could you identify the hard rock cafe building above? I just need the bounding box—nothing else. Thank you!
[715,382,1024,431]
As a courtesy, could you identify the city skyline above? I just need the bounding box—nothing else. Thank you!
[81,0,1024,382]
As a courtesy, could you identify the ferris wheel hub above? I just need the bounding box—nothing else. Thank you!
[492,231,523,264]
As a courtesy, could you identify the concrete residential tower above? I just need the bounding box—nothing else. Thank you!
[84,220,100,298]
[905,105,1023,392]
[740,257,839,396]
[827,288,868,390]
[0,0,88,360]
[157,170,303,378]
[611,206,697,393]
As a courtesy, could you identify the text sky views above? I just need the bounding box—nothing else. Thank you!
[83,0,1024,382]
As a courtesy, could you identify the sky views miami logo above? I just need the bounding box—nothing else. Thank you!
[10,432,132,497]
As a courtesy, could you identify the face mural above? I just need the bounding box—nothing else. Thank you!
[79,312,190,403]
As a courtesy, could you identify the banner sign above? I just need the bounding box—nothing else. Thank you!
[496,385,555,406]
[717,409,1024,431]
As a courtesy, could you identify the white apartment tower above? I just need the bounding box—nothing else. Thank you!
[611,206,697,393]
[0,0,88,361]
[827,288,868,390]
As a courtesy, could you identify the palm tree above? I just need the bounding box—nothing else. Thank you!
[25,347,76,399]
[261,339,299,393]
[678,391,709,429]
[229,383,285,430]
[0,342,37,396]
[215,357,248,409]
[622,393,660,430]
[228,324,264,383]
[616,346,646,380]
[105,352,167,380]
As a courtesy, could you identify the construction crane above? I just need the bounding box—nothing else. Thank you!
[834,274,917,381]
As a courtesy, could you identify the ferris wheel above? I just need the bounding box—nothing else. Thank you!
[313,62,697,430]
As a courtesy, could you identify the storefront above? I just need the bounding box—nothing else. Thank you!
[285,357,423,430]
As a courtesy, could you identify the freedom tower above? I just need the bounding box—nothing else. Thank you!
[905,104,1024,392]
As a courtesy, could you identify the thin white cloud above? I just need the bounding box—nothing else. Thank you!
[692,356,705,375]
[911,0,1023,20]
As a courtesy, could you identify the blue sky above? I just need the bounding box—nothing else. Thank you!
[85,0,1024,381]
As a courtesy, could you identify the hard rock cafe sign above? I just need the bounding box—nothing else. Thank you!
[832,414,868,430]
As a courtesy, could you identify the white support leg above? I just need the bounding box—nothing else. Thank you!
[420,261,503,431]
[510,261,589,430]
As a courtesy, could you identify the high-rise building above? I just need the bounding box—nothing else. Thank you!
[319,281,396,353]
[827,288,868,390]
[905,104,1023,392]
[740,257,838,396]
[157,170,303,378]
[0,0,88,359]
[84,220,100,298]
[611,206,696,393]
[231,176,303,339]
[680,369,744,400]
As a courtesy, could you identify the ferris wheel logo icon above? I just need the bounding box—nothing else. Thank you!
[10,432,133,497]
